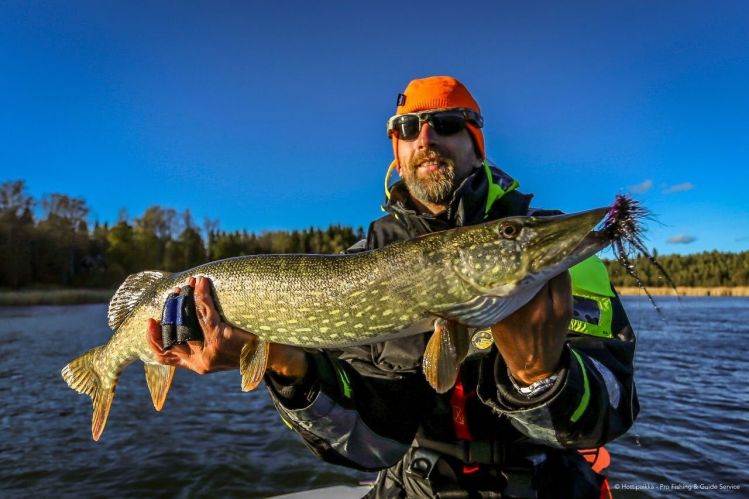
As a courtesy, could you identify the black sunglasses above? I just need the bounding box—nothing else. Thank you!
[386,108,483,141]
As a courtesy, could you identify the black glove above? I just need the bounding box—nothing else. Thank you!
[161,285,203,349]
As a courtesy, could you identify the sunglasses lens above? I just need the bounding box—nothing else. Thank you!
[395,115,421,140]
[431,113,466,136]
[390,111,472,140]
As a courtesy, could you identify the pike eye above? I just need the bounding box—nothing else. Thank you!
[499,222,519,239]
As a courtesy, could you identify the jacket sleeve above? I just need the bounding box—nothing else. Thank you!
[476,289,639,449]
[264,340,432,471]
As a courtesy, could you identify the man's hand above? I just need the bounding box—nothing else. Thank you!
[147,276,308,379]
[491,271,572,386]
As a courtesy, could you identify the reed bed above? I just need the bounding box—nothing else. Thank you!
[617,286,749,297]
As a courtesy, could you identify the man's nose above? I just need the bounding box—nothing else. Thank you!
[415,121,438,148]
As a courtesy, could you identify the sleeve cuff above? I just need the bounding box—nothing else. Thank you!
[493,347,570,409]
[265,353,320,409]
[266,351,353,411]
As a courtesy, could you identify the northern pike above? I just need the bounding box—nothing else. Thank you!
[62,195,649,441]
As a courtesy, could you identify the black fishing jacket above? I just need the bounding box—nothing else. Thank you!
[265,165,639,498]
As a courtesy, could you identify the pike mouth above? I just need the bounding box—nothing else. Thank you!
[529,207,609,275]
[567,230,610,263]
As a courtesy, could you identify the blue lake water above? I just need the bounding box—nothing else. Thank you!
[1,297,747,498]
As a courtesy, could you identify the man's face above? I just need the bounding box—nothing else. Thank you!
[396,115,481,205]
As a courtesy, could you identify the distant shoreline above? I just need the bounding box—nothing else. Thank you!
[0,289,114,306]
[1,286,747,306]
[616,286,749,297]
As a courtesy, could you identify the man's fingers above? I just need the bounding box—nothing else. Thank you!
[195,276,220,332]
[516,281,551,322]
[147,318,196,355]
[147,319,181,365]
[548,271,573,320]
[195,275,210,302]
[147,319,188,360]
[157,275,231,374]
[172,276,196,295]
[168,342,193,356]
[549,270,571,292]
[163,342,202,368]
[147,319,165,354]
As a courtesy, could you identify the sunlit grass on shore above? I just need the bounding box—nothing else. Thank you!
[0,289,114,306]
[617,286,749,297]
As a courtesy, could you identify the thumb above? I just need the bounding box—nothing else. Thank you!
[147,318,165,354]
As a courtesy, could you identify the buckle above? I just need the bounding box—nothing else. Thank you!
[407,447,442,480]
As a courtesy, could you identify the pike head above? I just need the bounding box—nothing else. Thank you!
[442,207,610,300]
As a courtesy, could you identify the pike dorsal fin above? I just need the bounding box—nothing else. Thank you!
[108,271,170,331]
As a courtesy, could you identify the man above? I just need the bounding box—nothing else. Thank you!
[148,76,638,498]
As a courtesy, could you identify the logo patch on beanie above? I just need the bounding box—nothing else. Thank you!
[396,93,406,107]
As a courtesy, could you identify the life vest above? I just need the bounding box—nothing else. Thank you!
[472,164,617,494]
[387,158,617,494]
[580,447,613,498]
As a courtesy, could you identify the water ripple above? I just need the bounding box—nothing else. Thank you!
[2,298,748,496]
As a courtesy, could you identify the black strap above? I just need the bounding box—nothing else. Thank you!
[408,440,539,498]
[414,437,506,466]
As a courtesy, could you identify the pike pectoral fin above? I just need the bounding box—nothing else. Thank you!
[240,338,270,392]
[423,319,470,393]
[144,363,175,411]
[432,280,546,328]
[61,346,115,441]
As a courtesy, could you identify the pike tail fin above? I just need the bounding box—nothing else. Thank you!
[144,363,175,411]
[239,338,270,392]
[61,346,115,441]
[423,319,470,393]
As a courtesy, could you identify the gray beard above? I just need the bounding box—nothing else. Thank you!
[404,166,456,205]
[401,148,458,205]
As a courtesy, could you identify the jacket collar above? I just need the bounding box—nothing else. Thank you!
[384,165,528,228]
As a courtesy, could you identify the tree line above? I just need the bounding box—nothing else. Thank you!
[2,179,746,290]
[603,250,749,288]
[0,180,363,289]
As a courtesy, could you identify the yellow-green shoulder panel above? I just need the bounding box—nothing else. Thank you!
[570,256,615,297]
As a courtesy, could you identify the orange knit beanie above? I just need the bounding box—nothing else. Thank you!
[391,76,485,161]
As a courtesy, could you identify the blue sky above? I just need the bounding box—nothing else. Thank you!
[2,1,748,254]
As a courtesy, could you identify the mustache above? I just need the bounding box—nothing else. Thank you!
[409,148,455,166]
